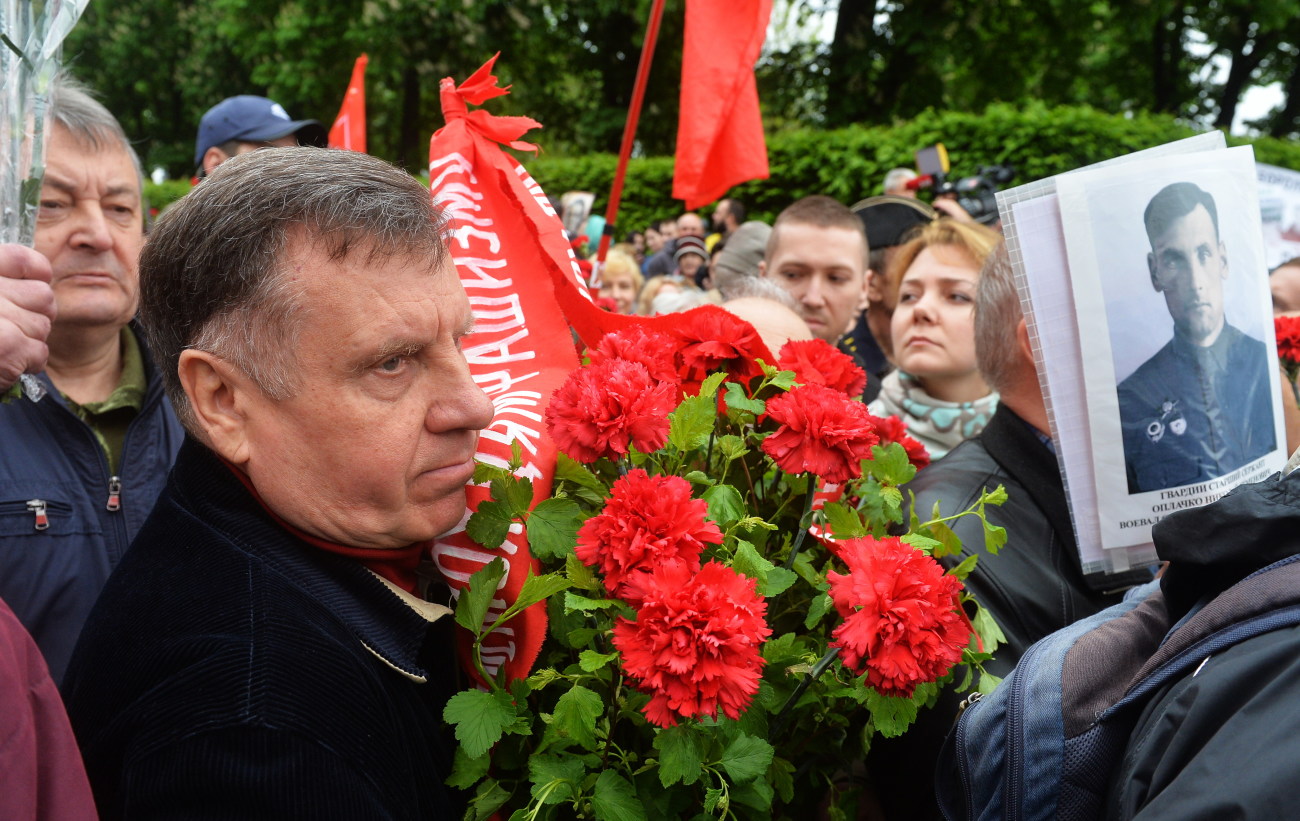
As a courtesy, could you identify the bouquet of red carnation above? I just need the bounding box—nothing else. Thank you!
[1276,315,1300,407]
[446,328,1005,820]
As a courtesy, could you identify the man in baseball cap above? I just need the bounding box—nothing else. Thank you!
[194,95,327,178]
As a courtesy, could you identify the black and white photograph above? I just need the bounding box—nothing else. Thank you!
[1058,146,1285,550]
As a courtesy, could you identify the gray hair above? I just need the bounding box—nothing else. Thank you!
[720,273,799,310]
[973,241,1022,394]
[138,147,449,432]
[49,73,143,185]
[882,167,917,194]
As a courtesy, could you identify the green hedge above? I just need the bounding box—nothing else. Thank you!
[524,102,1300,235]
[145,104,1300,235]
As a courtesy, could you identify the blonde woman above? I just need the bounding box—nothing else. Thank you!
[868,218,1002,460]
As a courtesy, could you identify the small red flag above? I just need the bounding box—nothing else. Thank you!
[328,54,368,152]
[672,0,773,209]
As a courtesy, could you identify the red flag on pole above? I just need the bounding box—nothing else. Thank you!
[672,0,773,209]
[428,55,584,684]
[328,54,368,152]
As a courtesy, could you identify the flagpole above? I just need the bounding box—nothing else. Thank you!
[595,0,666,266]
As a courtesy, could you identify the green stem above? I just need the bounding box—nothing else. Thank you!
[782,474,818,570]
[770,647,841,737]
[1290,376,1300,409]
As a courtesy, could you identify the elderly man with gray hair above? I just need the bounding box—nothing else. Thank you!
[63,148,492,818]
[865,242,1152,820]
[0,75,184,684]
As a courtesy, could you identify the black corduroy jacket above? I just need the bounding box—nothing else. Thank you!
[63,438,465,820]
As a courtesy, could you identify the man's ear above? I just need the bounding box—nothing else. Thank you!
[858,268,871,312]
[177,349,253,466]
[201,146,231,177]
[1148,252,1161,291]
[1219,241,1230,279]
[1016,317,1034,365]
[757,259,767,278]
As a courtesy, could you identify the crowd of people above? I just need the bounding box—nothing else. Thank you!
[2,71,1300,820]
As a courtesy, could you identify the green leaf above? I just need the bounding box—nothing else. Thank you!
[455,558,507,633]
[719,733,774,784]
[823,501,868,539]
[865,441,917,486]
[983,520,1008,555]
[551,685,603,751]
[579,649,619,672]
[591,770,648,821]
[466,501,515,550]
[497,572,570,625]
[565,627,598,648]
[768,368,799,390]
[770,756,796,804]
[927,520,964,558]
[723,382,766,415]
[699,371,728,397]
[902,533,944,555]
[702,484,746,528]
[683,470,711,484]
[732,777,775,811]
[565,553,600,590]
[716,434,749,460]
[865,689,920,738]
[971,604,1007,654]
[446,744,492,789]
[528,755,585,805]
[704,787,725,815]
[669,391,717,452]
[468,778,511,821]
[555,453,608,503]
[444,689,516,758]
[526,667,563,690]
[492,474,535,517]
[983,485,1009,506]
[803,592,833,629]
[527,497,582,560]
[948,554,978,581]
[565,591,620,612]
[977,671,1004,694]
[509,439,525,471]
[653,725,704,787]
[473,460,515,485]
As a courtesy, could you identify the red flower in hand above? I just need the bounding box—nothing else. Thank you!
[588,327,682,386]
[575,469,721,602]
[762,384,879,483]
[673,310,766,389]
[827,536,970,698]
[777,339,867,397]
[1275,315,1300,367]
[613,561,771,727]
[545,359,676,463]
[868,412,931,471]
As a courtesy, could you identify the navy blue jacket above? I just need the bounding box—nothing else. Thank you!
[63,439,465,819]
[0,347,182,682]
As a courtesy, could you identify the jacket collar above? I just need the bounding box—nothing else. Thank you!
[170,438,448,682]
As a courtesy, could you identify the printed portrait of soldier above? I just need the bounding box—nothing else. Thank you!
[1116,181,1275,493]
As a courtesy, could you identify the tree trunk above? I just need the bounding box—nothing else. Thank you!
[825,0,876,127]
[396,67,420,173]
[1213,27,1276,129]
[1152,7,1185,113]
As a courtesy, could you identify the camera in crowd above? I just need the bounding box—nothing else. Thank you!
[907,144,1015,226]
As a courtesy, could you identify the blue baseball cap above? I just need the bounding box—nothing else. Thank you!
[194,95,327,166]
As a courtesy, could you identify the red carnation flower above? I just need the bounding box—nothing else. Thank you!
[827,536,970,698]
[777,338,868,397]
[575,469,721,601]
[673,310,766,389]
[588,327,681,386]
[1276,315,1300,367]
[761,384,879,483]
[613,561,771,727]
[545,359,677,463]
[868,412,931,471]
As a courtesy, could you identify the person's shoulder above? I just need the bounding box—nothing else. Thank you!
[907,437,1000,511]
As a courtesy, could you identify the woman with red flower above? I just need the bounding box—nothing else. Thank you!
[575,469,721,603]
[826,536,970,697]
[613,561,771,727]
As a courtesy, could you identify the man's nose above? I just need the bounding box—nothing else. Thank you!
[428,359,496,434]
[69,203,115,253]
[801,276,827,307]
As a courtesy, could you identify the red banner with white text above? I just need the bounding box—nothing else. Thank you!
[329,54,368,152]
[428,56,586,683]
